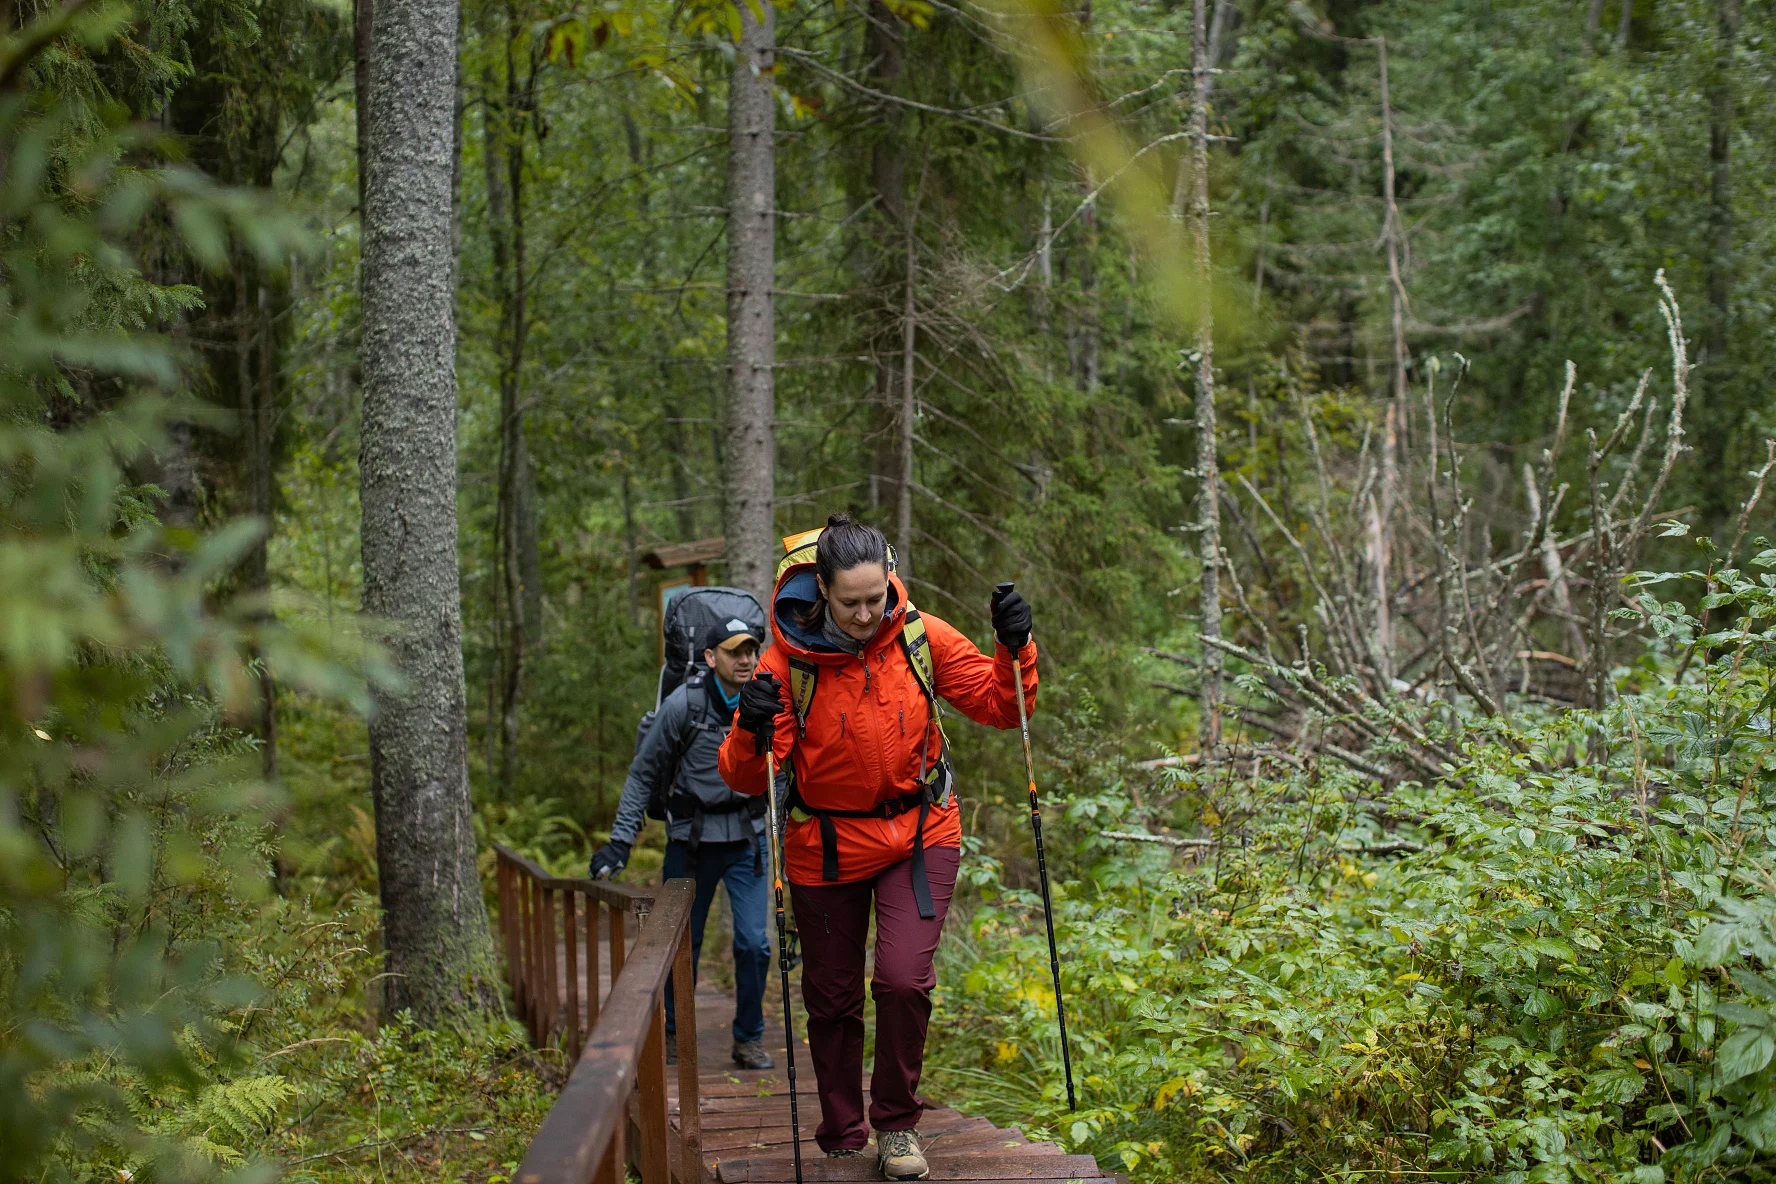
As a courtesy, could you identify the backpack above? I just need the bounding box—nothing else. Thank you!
[774,526,952,796]
[637,586,766,820]
[655,585,768,706]
[635,674,718,821]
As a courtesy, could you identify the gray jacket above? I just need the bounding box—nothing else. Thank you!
[609,676,766,847]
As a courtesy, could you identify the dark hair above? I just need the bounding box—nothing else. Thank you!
[799,512,889,630]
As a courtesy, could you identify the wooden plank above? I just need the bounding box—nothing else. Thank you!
[715,1156,1108,1183]
[700,1127,819,1152]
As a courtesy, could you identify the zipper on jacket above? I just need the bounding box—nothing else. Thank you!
[841,712,847,738]
[899,707,905,736]
[863,660,871,695]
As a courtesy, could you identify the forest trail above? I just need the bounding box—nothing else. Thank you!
[553,933,1121,1184]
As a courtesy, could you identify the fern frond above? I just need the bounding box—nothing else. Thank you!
[189,1074,293,1146]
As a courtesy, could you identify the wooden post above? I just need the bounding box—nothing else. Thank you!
[586,897,602,1027]
[496,857,512,991]
[610,902,627,979]
[672,930,701,1183]
[541,885,558,1043]
[513,867,529,1018]
[593,1115,624,1184]
[526,876,543,1041]
[564,890,581,1053]
[637,995,670,1184]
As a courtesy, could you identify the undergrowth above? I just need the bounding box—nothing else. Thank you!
[930,553,1776,1183]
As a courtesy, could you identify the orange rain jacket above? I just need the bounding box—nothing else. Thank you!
[718,567,1038,887]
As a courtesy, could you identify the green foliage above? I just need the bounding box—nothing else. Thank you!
[932,555,1776,1180]
[0,7,392,1180]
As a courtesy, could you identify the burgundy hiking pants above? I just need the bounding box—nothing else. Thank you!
[790,845,961,1153]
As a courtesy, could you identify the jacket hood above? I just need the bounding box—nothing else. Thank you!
[772,566,907,661]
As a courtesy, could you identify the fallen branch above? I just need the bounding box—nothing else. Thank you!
[285,1127,493,1165]
[1100,830,1213,848]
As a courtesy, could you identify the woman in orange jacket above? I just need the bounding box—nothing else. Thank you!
[719,513,1037,1181]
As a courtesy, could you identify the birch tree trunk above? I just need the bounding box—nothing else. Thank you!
[359,0,498,1023]
[1188,0,1221,746]
[723,1,776,604]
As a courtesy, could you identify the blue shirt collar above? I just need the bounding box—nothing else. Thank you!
[711,677,741,711]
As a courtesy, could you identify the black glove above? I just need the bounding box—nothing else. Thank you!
[737,672,785,754]
[588,840,631,880]
[991,583,1032,650]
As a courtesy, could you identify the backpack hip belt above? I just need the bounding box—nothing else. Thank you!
[786,771,949,918]
[669,789,767,873]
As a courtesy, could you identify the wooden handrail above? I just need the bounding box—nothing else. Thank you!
[493,842,656,910]
[515,877,701,1184]
[495,846,703,1184]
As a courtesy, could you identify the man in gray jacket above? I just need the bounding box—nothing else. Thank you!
[588,619,774,1070]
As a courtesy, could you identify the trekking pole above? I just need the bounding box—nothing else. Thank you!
[998,582,1077,1112]
[764,749,806,1183]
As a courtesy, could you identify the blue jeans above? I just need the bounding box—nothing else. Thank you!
[663,837,770,1044]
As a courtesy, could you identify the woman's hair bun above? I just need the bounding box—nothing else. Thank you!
[826,511,854,529]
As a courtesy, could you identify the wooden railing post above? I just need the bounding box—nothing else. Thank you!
[586,896,601,1029]
[564,890,581,1053]
[671,930,701,1183]
[637,994,670,1184]
[610,902,626,980]
[523,874,539,1040]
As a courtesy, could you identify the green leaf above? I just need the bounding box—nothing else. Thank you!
[1716,1027,1775,1085]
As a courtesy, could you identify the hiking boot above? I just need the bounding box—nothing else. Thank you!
[731,1039,774,1070]
[875,1130,928,1181]
[825,1148,863,1159]
[665,1039,678,1067]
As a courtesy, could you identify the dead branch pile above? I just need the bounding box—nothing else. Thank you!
[1151,275,1774,785]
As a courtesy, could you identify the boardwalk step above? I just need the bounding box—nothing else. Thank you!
[716,1155,1111,1182]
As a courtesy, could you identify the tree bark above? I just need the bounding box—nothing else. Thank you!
[723,1,777,605]
[1187,0,1220,745]
[1700,0,1740,519]
[359,0,498,1024]
[484,20,541,797]
[354,0,372,213]
[896,177,923,578]
[864,0,908,534]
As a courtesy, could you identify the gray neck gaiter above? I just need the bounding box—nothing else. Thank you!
[821,604,876,656]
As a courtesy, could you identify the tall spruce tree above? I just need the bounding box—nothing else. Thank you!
[359,0,499,1022]
[723,1,777,602]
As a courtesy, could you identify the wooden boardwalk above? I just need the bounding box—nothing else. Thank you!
[546,915,1117,1184]
[664,967,1118,1184]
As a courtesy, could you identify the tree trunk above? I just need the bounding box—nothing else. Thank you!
[1373,37,1405,679]
[485,21,541,797]
[896,176,923,578]
[865,0,908,532]
[1187,0,1220,746]
[359,0,499,1024]
[354,0,372,213]
[723,1,777,605]
[249,278,278,779]
[1700,0,1740,519]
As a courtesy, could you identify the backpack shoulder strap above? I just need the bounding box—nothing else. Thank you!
[899,606,938,705]
[786,656,819,738]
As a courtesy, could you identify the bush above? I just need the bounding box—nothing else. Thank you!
[934,552,1776,1183]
